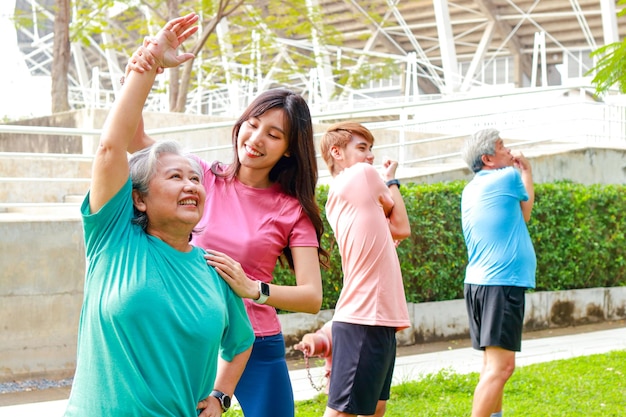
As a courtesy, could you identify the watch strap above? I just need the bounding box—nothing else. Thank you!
[209,390,230,413]
[386,178,401,189]
[253,281,270,304]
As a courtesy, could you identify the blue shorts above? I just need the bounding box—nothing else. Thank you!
[327,322,396,415]
[235,333,294,417]
[464,284,526,352]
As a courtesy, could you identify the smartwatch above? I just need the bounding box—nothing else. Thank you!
[209,390,231,413]
[385,178,401,189]
[254,281,270,304]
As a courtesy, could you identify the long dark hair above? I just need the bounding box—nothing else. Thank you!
[213,89,329,269]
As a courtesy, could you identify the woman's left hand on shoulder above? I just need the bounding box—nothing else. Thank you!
[204,250,258,299]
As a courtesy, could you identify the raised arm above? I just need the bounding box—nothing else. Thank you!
[513,151,535,222]
[381,159,411,241]
[90,13,198,213]
[129,113,157,154]
[125,39,160,154]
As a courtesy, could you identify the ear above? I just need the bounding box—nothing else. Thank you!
[132,189,147,213]
[283,150,291,157]
[329,145,342,161]
[481,153,494,168]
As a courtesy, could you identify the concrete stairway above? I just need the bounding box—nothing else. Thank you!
[0,152,91,216]
[2,140,626,217]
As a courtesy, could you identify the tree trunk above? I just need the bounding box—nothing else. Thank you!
[173,0,245,113]
[166,0,180,111]
[51,0,71,113]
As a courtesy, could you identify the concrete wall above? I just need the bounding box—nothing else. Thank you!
[1,215,84,382]
[0,109,452,174]
[3,111,623,204]
[279,286,626,359]
[399,145,626,186]
[0,111,83,154]
[3,137,626,206]
[0,109,236,155]
[0,151,91,204]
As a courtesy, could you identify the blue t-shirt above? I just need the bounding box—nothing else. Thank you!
[64,179,254,417]
[461,167,536,288]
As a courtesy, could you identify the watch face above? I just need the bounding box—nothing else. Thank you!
[260,282,270,296]
[211,390,231,411]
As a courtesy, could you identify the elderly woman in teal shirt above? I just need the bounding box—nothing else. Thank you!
[63,13,254,417]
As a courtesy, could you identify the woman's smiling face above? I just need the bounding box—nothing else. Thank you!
[236,108,290,187]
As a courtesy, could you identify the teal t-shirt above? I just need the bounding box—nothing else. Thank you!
[64,179,254,417]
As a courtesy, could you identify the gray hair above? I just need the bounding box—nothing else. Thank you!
[460,128,501,173]
[128,140,203,230]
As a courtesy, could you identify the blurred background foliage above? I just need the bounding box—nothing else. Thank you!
[275,180,626,311]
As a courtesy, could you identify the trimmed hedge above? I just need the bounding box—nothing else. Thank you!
[274,181,626,311]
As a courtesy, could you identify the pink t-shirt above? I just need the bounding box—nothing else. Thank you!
[325,163,410,331]
[192,158,319,336]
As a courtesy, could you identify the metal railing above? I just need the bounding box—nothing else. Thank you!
[1,86,625,167]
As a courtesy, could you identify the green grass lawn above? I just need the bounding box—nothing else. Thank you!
[227,350,626,416]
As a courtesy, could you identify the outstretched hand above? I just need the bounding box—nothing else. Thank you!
[146,12,199,69]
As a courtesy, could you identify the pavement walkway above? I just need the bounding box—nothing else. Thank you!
[1,326,625,417]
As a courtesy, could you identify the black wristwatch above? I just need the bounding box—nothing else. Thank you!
[209,390,231,413]
[386,178,401,189]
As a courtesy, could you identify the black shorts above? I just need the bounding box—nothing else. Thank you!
[464,284,526,352]
[327,322,396,415]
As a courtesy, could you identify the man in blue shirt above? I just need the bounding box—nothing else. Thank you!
[460,128,536,417]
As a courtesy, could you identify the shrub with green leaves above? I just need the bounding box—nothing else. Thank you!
[273,180,626,311]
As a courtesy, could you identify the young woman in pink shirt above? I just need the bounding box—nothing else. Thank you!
[126,31,329,417]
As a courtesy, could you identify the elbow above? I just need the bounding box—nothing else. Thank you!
[522,208,533,223]
[301,291,323,314]
[392,225,411,241]
[306,294,323,314]
[305,306,322,314]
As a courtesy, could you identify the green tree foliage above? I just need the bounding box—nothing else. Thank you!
[588,0,626,95]
[14,0,403,113]
[589,42,626,94]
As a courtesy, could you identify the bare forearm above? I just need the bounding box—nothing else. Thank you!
[520,168,534,222]
[128,115,156,153]
[381,161,410,240]
[198,348,252,415]
[266,246,323,313]
[90,67,158,212]
[213,348,252,396]
[266,281,322,313]
[102,69,157,151]
[387,186,411,240]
